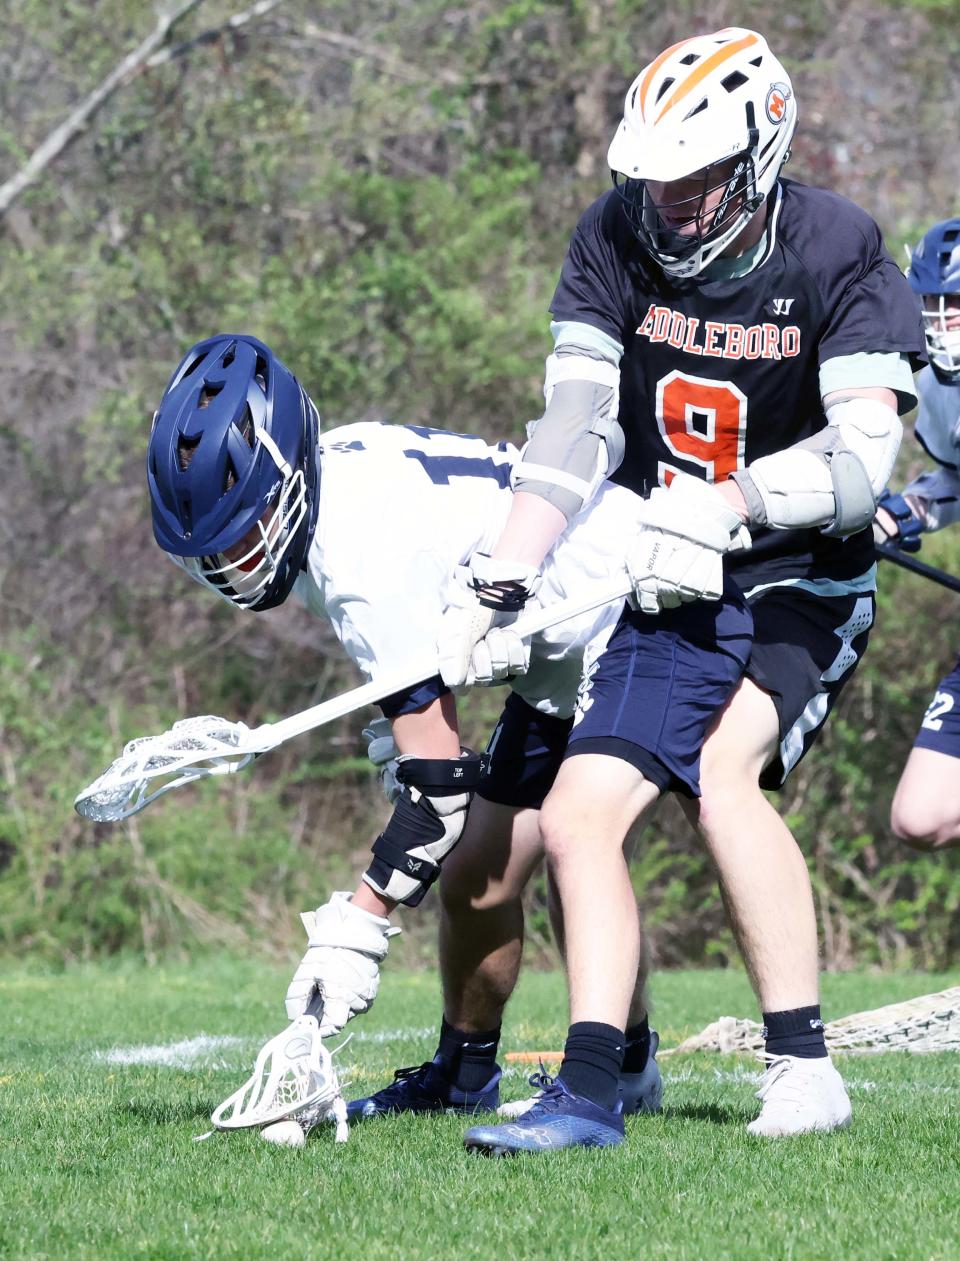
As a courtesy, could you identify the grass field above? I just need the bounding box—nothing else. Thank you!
[2,960,959,1261]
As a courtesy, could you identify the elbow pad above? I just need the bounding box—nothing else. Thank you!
[732,398,902,537]
[512,347,624,519]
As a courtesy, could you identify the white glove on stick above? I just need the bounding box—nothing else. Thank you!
[284,892,400,1034]
[437,553,540,688]
[628,473,751,615]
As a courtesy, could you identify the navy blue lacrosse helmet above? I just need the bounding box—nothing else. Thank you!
[147,334,320,610]
[906,218,960,385]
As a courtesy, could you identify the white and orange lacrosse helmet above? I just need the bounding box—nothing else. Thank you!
[608,28,798,279]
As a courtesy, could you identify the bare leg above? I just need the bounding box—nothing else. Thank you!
[891,747,960,850]
[539,755,659,1030]
[546,838,652,1026]
[681,677,819,1012]
[438,797,545,1032]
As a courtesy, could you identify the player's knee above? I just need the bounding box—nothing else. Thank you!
[538,799,578,866]
[539,796,623,867]
[695,764,758,836]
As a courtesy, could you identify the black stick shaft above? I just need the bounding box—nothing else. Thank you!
[876,544,960,595]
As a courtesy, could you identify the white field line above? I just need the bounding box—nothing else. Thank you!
[92,1025,437,1072]
[92,1034,252,1070]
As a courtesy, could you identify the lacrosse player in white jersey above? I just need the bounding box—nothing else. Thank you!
[147,332,674,1123]
[874,218,960,851]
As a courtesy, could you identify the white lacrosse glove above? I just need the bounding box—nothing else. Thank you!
[284,891,400,1034]
[628,474,751,615]
[363,717,401,803]
[437,553,540,688]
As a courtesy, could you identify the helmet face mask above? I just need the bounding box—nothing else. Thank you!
[148,336,320,611]
[171,460,310,608]
[607,28,797,280]
[919,296,960,385]
[614,152,759,273]
[907,219,960,385]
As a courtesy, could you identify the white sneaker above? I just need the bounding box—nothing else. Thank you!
[747,1054,852,1138]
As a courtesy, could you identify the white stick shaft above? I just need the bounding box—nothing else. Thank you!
[251,574,631,750]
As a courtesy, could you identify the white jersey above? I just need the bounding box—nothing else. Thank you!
[294,421,642,717]
[904,368,960,532]
[915,367,960,469]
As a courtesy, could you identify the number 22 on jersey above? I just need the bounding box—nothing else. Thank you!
[655,370,747,486]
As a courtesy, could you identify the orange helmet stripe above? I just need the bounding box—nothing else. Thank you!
[638,37,696,120]
[655,31,759,122]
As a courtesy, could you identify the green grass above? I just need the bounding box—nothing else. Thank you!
[1,960,959,1260]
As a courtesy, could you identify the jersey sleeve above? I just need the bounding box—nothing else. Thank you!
[813,206,925,369]
[549,193,633,344]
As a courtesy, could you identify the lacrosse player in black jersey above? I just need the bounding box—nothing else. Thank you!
[414,28,924,1153]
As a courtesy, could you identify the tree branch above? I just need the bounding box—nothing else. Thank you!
[145,0,289,68]
[0,0,208,218]
[299,22,505,87]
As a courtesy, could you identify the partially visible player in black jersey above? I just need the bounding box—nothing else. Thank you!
[435,28,924,1154]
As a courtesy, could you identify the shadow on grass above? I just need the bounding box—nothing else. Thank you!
[660,1101,752,1126]
[117,1096,216,1126]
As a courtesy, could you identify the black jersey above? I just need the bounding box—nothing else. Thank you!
[550,179,925,587]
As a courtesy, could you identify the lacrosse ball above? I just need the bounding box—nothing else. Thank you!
[260,1119,306,1148]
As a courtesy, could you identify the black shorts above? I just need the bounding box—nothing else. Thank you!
[478,691,574,810]
[742,575,875,789]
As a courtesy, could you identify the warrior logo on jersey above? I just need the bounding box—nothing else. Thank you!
[766,82,791,124]
[636,303,801,361]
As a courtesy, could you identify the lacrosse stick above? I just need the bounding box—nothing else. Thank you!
[211,990,350,1140]
[876,543,960,595]
[74,574,633,822]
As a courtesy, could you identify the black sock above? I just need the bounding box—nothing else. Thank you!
[621,1016,651,1074]
[762,1005,827,1059]
[558,1021,624,1110]
[435,1017,501,1091]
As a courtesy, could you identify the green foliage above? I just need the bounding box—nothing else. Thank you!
[3,0,960,966]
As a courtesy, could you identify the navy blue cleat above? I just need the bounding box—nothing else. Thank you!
[463,1074,624,1155]
[347,1057,501,1122]
[619,1030,663,1115]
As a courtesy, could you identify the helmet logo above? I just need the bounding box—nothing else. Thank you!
[765,83,790,124]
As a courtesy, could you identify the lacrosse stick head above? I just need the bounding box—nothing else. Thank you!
[74,715,257,822]
[211,1012,346,1132]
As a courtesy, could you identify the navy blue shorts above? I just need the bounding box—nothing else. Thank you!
[477,576,875,807]
[564,583,754,797]
[912,656,960,759]
[478,691,574,810]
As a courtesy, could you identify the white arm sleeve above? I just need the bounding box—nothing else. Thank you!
[512,344,624,520]
[732,397,902,535]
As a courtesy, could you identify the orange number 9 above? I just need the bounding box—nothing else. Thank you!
[655,370,747,485]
